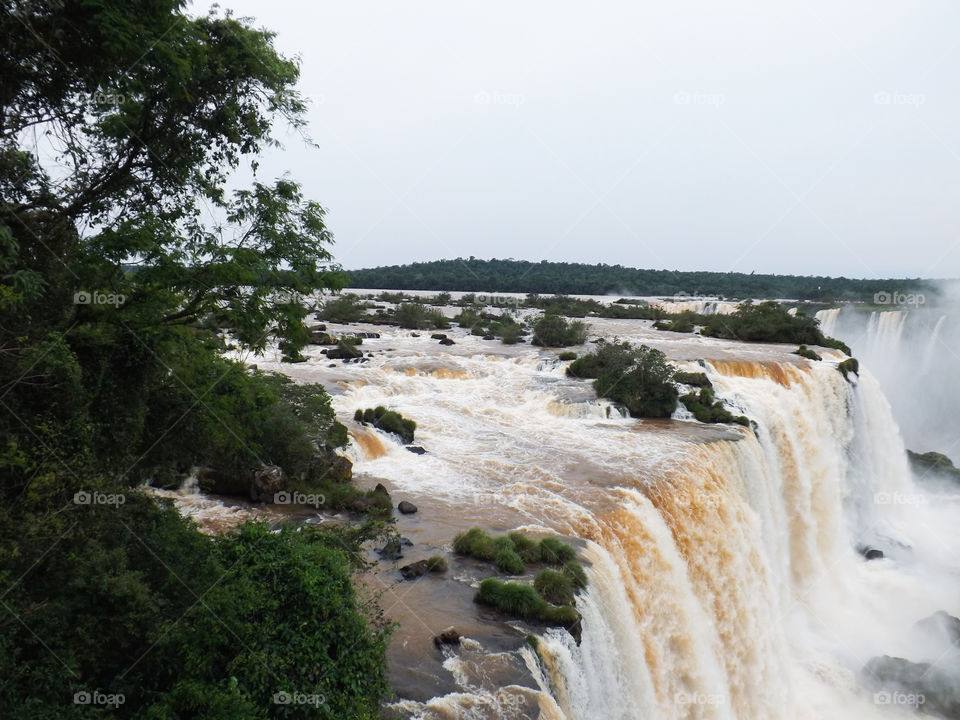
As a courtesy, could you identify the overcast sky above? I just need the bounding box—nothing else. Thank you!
[197,1,960,278]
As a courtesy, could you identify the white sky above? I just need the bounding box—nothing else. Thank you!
[197,0,960,278]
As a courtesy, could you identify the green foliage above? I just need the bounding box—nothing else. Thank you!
[562,561,588,589]
[680,387,747,425]
[345,258,934,303]
[319,295,371,323]
[907,450,960,481]
[534,569,575,605]
[0,494,391,719]
[575,343,679,418]
[699,301,851,354]
[653,311,697,333]
[532,313,589,347]
[539,537,577,565]
[794,345,822,361]
[495,547,527,574]
[393,302,449,330]
[557,351,577,361]
[452,528,498,561]
[508,532,542,563]
[354,406,416,444]
[0,2,388,714]
[476,579,546,619]
[838,358,860,380]
[673,371,712,388]
[425,556,449,572]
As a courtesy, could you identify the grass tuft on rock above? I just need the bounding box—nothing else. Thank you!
[495,547,526,575]
[539,537,576,565]
[534,568,575,605]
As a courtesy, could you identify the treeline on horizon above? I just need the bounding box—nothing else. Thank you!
[346,258,935,302]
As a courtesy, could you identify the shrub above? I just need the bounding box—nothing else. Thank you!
[699,300,851,354]
[794,345,821,361]
[540,537,576,565]
[838,358,859,380]
[532,312,590,347]
[454,308,482,329]
[508,531,542,563]
[354,406,416,443]
[426,555,448,572]
[318,294,371,323]
[558,351,577,361]
[562,561,588,589]
[589,343,678,418]
[540,603,581,627]
[475,579,546,619]
[534,568,575,605]
[673,371,711,388]
[499,322,526,345]
[453,528,498,561]
[495,547,526,574]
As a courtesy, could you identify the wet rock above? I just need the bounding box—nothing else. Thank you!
[915,611,960,649]
[309,323,327,332]
[862,655,960,718]
[327,343,364,360]
[433,628,462,648]
[373,483,391,498]
[430,333,447,340]
[400,560,430,580]
[309,332,338,345]
[397,500,418,514]
[328,363,336,367]
[406,446,427,455]
[482,334,495,340]
[377,538,404,561]
[354,332,381,339]
[438,338,455,346]
[411,333,420,338]
[860,547,884,560]
[399,536,414,547]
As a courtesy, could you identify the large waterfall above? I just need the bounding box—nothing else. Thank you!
[248,317,960,720]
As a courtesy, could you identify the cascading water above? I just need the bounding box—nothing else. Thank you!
[246,315,960,720]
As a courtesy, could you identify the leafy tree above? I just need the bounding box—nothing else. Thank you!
[570,342,678,418]
[0,2,388,716]
[531,313,589,347]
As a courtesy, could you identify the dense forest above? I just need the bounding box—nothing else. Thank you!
[1,1,388,717]
[346,258,936,301]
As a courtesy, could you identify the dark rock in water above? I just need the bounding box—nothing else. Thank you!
[915,611,960,649]
[327,343,364,360]
[411,333,420,337]
[406,446,427,455]
[328,363,336,367]
[438,338,455,346]
[377,538,403,561]
[400,560,430,580]
[354,332,381,339]
[397,500,418,514]
[862,655,960,718]
[367,352,374,357]
[309,323,327,332]
[309,331,337,346]
[399,536,414,547]
[433,628,462,648]
[483,334,495,340]
[861,547,884,560]
[430,333,447,340]
[373,483,391,497]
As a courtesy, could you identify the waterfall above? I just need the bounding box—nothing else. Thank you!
[257,321,960,719]
[814,308,841,337]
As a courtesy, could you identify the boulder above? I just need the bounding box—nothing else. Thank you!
[483,334,495,340]
[377,538,403,561]
[430,333,448,340]
[862,655,960,718]
[250,464,284,502]
[438,338,455,346]
[397,500,418,514]
[400,560,431,580]
[433,628,462,648]
[406,446,427,455]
